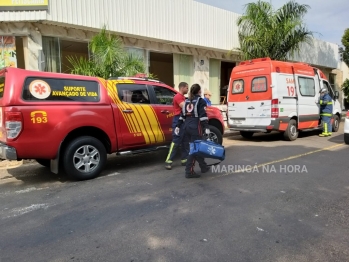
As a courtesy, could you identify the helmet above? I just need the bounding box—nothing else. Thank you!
[320,87,328,94]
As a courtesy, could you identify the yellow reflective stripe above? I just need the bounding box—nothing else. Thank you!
[320,113,332,116]
[106,80,165,145]
[107,80,135,133]
[327,102,333,104]
[165,142,175,162]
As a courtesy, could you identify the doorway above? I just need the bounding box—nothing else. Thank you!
[149,52,174,86]
[220,61,236,104]
[60,40,89,73]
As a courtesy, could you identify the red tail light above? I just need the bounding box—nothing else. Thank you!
[5,111,23,141]
[271,99,279,118]
[346,111,349,119]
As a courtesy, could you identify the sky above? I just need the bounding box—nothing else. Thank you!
[195,0,348,46]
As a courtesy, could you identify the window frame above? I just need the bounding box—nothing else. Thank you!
[21,76,101,102]
[116,83,151,104]
[298,76,315,97]
[151,85,177,105]
[322,80,334,99]
[231,79,244,94]
[251,76,267,93]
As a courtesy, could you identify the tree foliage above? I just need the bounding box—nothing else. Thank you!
[341,28,349,66]
[342,78,349,103]
[236,0,313,61]
[68,26,148,79]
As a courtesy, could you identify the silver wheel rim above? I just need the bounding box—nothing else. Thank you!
[335,119,338,129]
[290,125,297,137]
[204,131,219,143]
[73,145,100,173]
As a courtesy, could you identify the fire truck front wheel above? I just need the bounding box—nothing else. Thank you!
[283,119,299,141]
[63,136,107,180]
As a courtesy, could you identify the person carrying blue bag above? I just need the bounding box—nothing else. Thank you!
[175,83,210,178]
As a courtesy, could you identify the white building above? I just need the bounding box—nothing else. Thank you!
[0,0,343,107]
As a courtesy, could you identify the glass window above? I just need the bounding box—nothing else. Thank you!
[232,79,244,94]
[22,77,100,102]
[153,85,176,105]
[251,77,267,92]
[0,77,4,98]
[298,77,315,97]
[117,84,150,104]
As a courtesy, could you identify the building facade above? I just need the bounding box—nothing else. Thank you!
[0,0,344,108]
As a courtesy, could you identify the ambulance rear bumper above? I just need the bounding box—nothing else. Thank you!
[229,119,282,132]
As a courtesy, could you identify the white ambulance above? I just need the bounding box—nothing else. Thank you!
[227,58,342,141]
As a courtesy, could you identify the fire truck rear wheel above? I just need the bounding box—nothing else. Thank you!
[283,119,298,141]
[63,136,107,181]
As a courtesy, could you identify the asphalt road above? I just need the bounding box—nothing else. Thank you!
[0,129,348,262]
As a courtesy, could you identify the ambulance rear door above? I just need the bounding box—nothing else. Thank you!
[227,64,272,127]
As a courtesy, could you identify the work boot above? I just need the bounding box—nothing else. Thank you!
[165,162,172,170]
[181,159,187,166]
[201,166,210,173]
[185,172,201,178]
[319,133,328,137]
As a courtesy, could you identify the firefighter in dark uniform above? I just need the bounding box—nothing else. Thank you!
[175,84,210,178]
[318,87,333,137]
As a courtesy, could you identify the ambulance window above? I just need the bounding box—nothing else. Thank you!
[0,77,4,98]
[232,79,244,94]
[298,77,315,97]
[251,77,267,92]
[22,77,100,102]
[322,81,334,98]
[117,84,150,104]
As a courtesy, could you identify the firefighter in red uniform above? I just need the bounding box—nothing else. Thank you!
[165,82,189,169]
[175,84,210,178]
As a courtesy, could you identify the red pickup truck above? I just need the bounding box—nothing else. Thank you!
[0,67,225,180]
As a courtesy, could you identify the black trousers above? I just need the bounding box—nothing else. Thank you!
[184,125,208,174]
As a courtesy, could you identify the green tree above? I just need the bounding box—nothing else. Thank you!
[68,26,147,79]
[342,78,349,103]
[340,28,349,66]
[236,0,313,60]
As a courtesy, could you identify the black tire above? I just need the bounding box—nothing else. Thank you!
[63,136,107,181]
[240,131,254,139]
[36,159,50,168]
[283,119,298,141]
[345,134,349,145]
[332,115,340,132]
[204,125,223,145]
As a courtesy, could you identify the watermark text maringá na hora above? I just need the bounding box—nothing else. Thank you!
[212,164,308,173]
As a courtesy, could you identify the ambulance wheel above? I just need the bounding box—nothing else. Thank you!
[283,119,298,141]
[205,125,223,145]
[240,131,254,139]
[332,115,340,132]
[36,159,50,168]
[345,134,349,145]
[63,136,107,181]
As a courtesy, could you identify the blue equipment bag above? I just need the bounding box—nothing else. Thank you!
[189,140,225,164]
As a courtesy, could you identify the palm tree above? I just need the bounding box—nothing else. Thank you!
[68,25,147,79]
[236,0,313,61]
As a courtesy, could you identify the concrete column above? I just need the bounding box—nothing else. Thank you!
[23,28,42,71]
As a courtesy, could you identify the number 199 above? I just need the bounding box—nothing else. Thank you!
[287,86,295,96]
